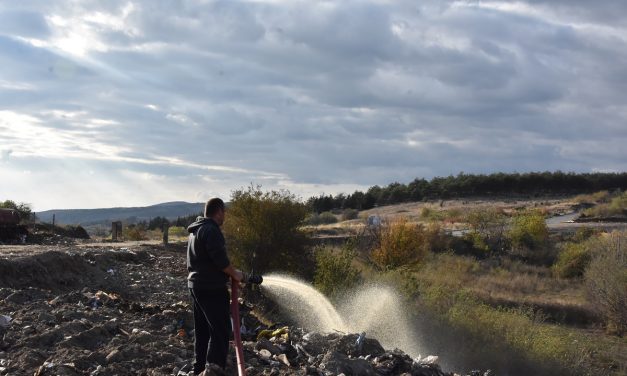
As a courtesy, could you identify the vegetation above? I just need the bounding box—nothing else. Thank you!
[306,211,338,225]
[370,217,439,269]
[0,200,32,222]
[341,208,359,221]
[122,224,149,241]
[306,194,626,375]
[464,207,508,254]
[307,171,627,212]
[552,242,591,279]
[508,210,549,252]
[313,244,361,300]
[584,231,627,335]
[223,185,311,276]
[583,191,627,218]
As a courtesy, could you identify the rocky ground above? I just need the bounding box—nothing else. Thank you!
[0,243,491,376]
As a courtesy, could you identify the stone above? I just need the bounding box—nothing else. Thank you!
[255,338,282,355]
[106,349,123,363]
[320,351,376,376]
[276,353,290,367]
[258,349,272,359]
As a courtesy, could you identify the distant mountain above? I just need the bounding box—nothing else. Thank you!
[36,201,204,225]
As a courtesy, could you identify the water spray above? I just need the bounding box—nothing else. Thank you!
[261,275,422,357]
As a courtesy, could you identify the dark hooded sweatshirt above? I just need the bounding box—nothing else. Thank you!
[187,217,231,290]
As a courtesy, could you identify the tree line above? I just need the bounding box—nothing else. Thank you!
[307,171,627,213]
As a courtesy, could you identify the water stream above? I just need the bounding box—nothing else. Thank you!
[262,274,422,357]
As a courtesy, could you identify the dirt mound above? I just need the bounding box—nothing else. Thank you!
[0,248,153,294]
[0,251,108,291]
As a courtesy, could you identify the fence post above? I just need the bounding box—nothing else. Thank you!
[163,224,169,249]
[112,221,122,242]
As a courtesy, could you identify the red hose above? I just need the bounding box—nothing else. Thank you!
[230,277,247,376]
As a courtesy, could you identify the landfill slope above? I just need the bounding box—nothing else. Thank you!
[0,245,491,376]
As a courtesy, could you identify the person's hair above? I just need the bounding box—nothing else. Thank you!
[205,198,225,217]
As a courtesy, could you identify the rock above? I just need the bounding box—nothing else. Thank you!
[38,312,56,324]
[332,333,385,357]
[320,351,376,376]
[106,349,123,363]
[258,349,273,359]
[255,338,282,355]
[275,353,290,367]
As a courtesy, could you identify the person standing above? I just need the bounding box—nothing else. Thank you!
[187,198,243,375]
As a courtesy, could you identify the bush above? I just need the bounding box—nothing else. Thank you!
[223,186,311,276]
[305,211,338,225]
[168,226,187,238]
[341,209,359,221]
[313,245,361,299]
[371,217,434,269]
[573,190,610,204]
[584,231,627,335]
[122,224,148,241]
[0,200,32,222]
[552,242,591,279]
[465,208,509,254]
[583,191,627,218]
[508,210,549,251]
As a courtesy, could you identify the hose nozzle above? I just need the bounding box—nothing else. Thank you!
[243,273,263,285]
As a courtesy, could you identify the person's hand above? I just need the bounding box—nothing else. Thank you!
[233,269,244,283]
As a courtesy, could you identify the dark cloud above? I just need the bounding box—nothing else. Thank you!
[0,0,626,209]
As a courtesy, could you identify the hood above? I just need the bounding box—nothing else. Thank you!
[187,216,214,233]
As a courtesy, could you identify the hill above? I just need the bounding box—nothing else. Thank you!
[36,201,204,225]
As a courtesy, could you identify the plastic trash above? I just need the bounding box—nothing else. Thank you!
[415,355,439,365]
[355,332,366,352]
[0,315,11,328]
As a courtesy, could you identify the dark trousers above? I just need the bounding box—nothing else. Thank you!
[189,288,231,373]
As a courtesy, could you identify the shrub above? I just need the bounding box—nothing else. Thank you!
[465,208,509,254]
[583,191,627,218]
[371,217,434,269]
[552,242,591,279]
[584,231,627,335]
[313,245,361,299]
[0,200,32,222]
[341,209,359,221]
[319,211,338,224]
[168,226,187,238]
[508,210,549,251]
[573,190,610,204]
[305,211,338,225]
[122,224,148,241]
[223,186,311,277]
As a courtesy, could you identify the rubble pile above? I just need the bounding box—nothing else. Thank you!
[0,245,491,375]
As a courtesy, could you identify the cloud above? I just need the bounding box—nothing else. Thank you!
[1,148,12,162]
[0,0,626,210]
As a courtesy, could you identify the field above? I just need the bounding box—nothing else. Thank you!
[309,194,627,376]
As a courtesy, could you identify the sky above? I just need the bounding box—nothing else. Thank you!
[1,0,626,211]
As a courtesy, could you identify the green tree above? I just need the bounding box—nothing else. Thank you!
[223,186,311,276]
[314,245,361,299]
[507,210,549,251]
[0,200,32,222]
[465,207,509,254]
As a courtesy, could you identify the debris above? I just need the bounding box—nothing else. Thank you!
[0,244,493,376]
[0,315,10,328]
